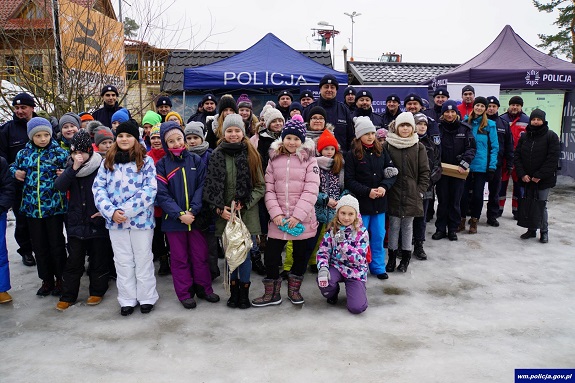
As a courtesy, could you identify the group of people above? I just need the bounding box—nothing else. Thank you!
[0,75,561,315]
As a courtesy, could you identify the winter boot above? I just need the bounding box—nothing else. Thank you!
[457,218,466,233]
[540,231,549,243]
[227,279,240,308]
[287,274,304,305]
[520,229,537,239]
[468,218,478,234]
[397,250,412,273]
[0,292,13,304]
[158,254,171,275]
[413,241,427,260]
[250,250,266,276]
[51,279,63,297]
[36,280,54,296]
[252,278,282,307]
[386,249,398,272]
[238,282,251,309]
[327,284,340,305]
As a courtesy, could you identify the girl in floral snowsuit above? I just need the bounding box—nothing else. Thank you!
[316,195,369,314]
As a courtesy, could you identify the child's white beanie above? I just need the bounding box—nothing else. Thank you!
[336,195,360,215]
[353,116,376,139]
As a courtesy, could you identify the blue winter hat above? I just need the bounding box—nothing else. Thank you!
[441,100,459,114]
[12,92,36,107]
[27,117,53,140]
[386,94,400,103]
[356,89,373,102]
[289,102,303,114]
[299,89,314,101]
[281,115,307,142]
[100,85,118,97]
[487,96,500,107]
[277,90,294,101]
[111,108,129,124]
[433,87,450,98]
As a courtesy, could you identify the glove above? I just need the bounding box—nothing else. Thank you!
[318,267,330,288]
[384,166,398,178]
[507,167,514,175]
[487,170,495,182]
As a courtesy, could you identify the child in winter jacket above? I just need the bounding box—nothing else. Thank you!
[92,119,158,316]
[58,112,81,152]
[384,112,430,273]
[345,116,397,280]
[412,113,442,260]
[156,121,219,309]
[184,121,220,281]
[10,117,68,296]
[54,130,112,310]
[252,118,320,307]
[316,195,368,314]
[203,114,265,309]
[147,124,170,275]
[0,156,15,304]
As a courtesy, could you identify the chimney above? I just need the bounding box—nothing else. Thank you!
[342,45,348,73]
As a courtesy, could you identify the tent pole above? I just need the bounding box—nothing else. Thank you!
[183,91,186,119]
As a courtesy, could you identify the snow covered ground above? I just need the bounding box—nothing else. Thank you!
[1,178,574,383]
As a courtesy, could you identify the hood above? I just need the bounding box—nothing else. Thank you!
[159,121,186,155]
[269,136,316,162]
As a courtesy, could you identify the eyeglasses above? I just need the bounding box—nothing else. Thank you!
[311,116,325,121]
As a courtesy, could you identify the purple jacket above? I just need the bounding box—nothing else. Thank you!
[265,138,320,240]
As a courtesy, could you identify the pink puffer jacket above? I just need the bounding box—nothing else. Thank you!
[265,138,320,240]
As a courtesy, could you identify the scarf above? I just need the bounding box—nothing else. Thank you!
[203,141,252,210]
[316,155,334,171]
[75,152,102,178]
[355,108,371,117]
[385,132,420,149]
[306,128,324,142]
[187,140,209,156]
[114,150,133,164]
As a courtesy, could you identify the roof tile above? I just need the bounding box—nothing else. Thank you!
[348,62,459,85]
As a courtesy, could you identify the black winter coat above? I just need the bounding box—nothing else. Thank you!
[0,157,15,214]
[303,98,355,153]
[514,123,560,190]
[438,119,476,169]
[419,133,442,193]
[488,114,514,168]
[55,159,108,239]
[92,102,128,129]
[382,108,400,130]
[345,146,397,216]
[0,113,36,163]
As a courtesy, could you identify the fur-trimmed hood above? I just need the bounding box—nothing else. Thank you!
[269,137,316,162]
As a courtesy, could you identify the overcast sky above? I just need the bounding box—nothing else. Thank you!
[118,0,562,70]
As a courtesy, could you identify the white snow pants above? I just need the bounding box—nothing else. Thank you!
[109,229,159,307]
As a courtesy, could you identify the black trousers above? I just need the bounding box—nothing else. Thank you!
[60,236,112,302]
[264,237,314,279]
[435,176,465,234]
[152,217,169,259]
[12,187,33,256]
[27,215,67,282]
[486,166,503,220]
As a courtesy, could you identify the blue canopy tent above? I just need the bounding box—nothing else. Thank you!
[183,33,348,90]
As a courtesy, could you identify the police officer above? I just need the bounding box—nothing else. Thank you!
[353,90,383,129]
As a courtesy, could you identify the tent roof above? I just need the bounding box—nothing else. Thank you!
[182,33,348,91]
[162,49,332,93]
[432,25,575,89]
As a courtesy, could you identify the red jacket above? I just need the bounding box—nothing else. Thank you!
[148,147,166,217]
[458,102,473,119]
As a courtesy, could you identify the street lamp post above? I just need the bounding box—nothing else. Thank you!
[317,21,337,69]
[344,11,361,60]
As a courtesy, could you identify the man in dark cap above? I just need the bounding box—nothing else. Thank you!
[155,96,172,122]
[457,85,475,118]
[299,90,314,108]
[277,90,293,121]
[0,93,37,266]
[354,90,383,129]
[343,86,357,113]
[403,93,440,143]
[187,93,217,127]
[424,87,451,122]
[382,94,401,130]
[302,74,354,152]
[92,84,130,128]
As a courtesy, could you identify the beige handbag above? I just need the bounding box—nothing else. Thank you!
[222,201,252,291]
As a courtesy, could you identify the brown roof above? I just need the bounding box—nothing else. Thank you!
[1,0,114,30]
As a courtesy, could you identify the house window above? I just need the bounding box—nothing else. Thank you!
[19,2,45,19]
[27,54,43,79]
[126,53,139,80]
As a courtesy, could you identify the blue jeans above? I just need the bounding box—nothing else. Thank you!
[362,213,386,275]
[231,251,252,283]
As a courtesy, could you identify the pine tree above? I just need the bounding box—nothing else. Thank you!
[533,0,575,62]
